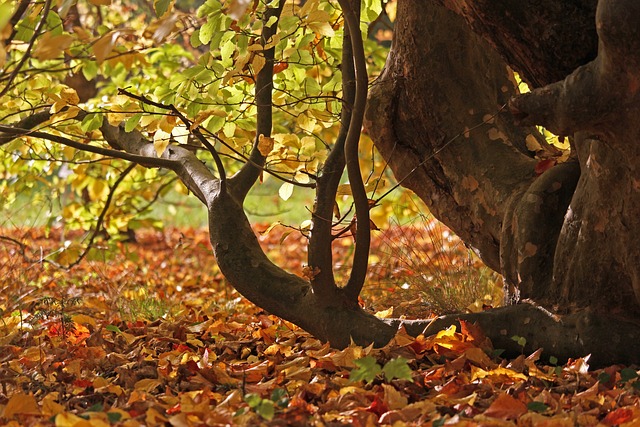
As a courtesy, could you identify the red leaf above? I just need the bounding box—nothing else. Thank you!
[535,158,556,175]
[72,379,93,388]
[603,408,634,426]
[365,394,388,417]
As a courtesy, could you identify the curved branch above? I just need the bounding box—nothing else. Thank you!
[0,110,53,146]
[117,88,228,187]
[308,9,355,297]
[229,3,285,201]
[0,124,176,169]
[337,0,370,302]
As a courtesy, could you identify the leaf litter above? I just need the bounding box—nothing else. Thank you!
[0,226,639,426]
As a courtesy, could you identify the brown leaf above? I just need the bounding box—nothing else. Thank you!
[484,393,527,420]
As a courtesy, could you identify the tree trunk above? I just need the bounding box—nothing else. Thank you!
[367,0,640,363]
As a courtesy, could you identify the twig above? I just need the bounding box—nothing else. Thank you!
[65,163,136,269]
[0,0,53,98]
[373,103,509,206]
[118,88,228,187]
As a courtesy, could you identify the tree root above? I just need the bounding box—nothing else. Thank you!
[389,303,640,368]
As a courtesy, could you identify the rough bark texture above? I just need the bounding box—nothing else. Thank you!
[433,0,598,88]
[367,0,640,364]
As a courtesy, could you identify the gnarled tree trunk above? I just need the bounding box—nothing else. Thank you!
[367,0,640,364]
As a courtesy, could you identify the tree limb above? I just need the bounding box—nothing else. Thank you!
[308,0,356,298]
[337,0,370,302]
[228,3,285,201]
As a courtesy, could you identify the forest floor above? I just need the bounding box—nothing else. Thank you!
[0,225,639,426]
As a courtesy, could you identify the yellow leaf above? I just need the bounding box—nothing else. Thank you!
[308,21,335,37]
[134,378,163,392]
[93,31,120,64]
[88,0,112,5]
[435,325,457,339]
[55,412,94,427]
[33,33,75,60]
[3,392,40,417]
[252,54,266,77]
[382,383,408,410]
[71,314,97,327]
[374,307,394,319]
[41,393,65,416]
[107,112,127,126]
[51,106,80,122]
[278,182,294,201]
[60,87,80,105]
[154,129,171,156]
[172,125,189,145]
[158,115,176,134]
[258,134,274,156]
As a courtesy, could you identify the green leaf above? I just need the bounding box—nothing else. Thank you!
[154,0,171,17]
[244,393,262,408]
[361,0,382,22]
[80,113,104,133]
[190,29,202,48]
[125,113,142,132]
[382,357,413,382]
[598,372,611,384]
[548,356,558,366]
[199,20,216,45]
[350,356,382,383]
[511,335,527,347]
[81,61,99,81]
[620,368,638,383]
[106,412,122,423]
[256,400,275,421]
[105,324,121,333]
[527,402,549,413]
[0,2,14,30]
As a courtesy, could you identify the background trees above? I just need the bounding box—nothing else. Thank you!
[2,0,639,366]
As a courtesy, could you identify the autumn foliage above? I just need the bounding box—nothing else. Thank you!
[1,227,638,426]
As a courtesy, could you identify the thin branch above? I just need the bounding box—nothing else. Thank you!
[0,0,52,98]
[228,2,285,201]
[117,88,228,187]
[65,163,137,269]
[373,103,509,206]
[0,124,177,169]
[0,110,52,146]
[337,0,370,302]
[307,1,356,297]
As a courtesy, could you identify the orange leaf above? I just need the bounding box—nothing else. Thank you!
[602,407,634,426]
[3,392,41,417]
[484,393,527,420]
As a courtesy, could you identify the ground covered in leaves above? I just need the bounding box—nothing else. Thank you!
[1,226,639,426]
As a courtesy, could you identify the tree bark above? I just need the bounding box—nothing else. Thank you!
[367,0,640,364]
